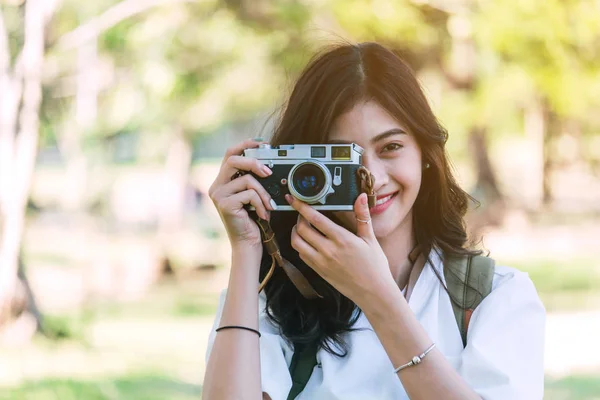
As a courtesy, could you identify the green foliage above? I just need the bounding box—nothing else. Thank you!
[99,18,137,53]
[32,0,600,169]
[2,4,24,63]
[476,0,600,118]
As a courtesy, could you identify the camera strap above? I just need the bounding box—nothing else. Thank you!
[255,217,323,298]
[357,166,377,208]
[254,166,377,299]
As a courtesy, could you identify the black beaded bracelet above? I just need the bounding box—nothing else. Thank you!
[216,325,261,338]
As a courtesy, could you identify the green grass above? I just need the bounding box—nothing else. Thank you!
[1,373,599,400]
[0,374,201,400]
[34,277,220,343]
[22,251,79,269]
[545,374,600,399]
[89,279,220,320]
[501,257,600,311]
[516,258,600,293]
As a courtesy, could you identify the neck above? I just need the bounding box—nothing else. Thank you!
[377,214,416,290]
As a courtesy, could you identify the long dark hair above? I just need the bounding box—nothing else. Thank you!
[259,42,479,356]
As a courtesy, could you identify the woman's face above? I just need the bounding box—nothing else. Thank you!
[328,100,423,239]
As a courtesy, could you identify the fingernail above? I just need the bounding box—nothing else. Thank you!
[253,137,265,142]
[361,194,367,206]
[262,165,272,175]
[285,194,293,204]
[270,199,278,210]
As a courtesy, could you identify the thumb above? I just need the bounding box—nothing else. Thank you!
[354,193,374,241]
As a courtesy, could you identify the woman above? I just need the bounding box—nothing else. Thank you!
[203,42,545,400]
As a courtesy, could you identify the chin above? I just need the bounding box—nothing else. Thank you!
[372,218,400,239]
[372,202,412,239]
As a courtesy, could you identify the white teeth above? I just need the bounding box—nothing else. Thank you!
[375,194,393,206]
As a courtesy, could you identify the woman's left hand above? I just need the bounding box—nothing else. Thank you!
[287,192,394,305]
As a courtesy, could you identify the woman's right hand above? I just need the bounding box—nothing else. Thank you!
[208,139,276,250]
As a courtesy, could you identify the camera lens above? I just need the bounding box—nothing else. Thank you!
[288,161,333,204]
[292,163,325,198]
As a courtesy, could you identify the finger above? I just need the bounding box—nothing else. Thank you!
[222,138,267,164]
[221,174,276,211]
[291,224,320,267]
[354,193,374,241]
[221,189,270,220]
[285,194,341,238]
[215,139,270,184]
[296,214,328,251]
[226,156,272,180]
[215,156,272,186]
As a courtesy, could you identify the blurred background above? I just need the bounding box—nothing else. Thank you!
[0,0,599,398]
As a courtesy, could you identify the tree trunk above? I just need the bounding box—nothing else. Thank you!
[159,128,192,232]
[17,255,46,335]
[543,108,559,206]
[156,127,192,275]
[524,98,545,209]
[0,0,58,323]
[443,5,505,234]
[468,125,503,203]
[446,8,504,202]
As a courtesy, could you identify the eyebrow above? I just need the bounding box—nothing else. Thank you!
[328,128,407,145]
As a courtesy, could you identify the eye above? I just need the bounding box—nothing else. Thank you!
[382,142,403,152]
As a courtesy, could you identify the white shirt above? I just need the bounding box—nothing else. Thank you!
[205,250,546,399]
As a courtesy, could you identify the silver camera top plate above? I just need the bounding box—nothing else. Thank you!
[244,143,364,164]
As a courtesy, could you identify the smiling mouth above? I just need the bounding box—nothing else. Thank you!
[368,192,398,216]
[375,192,397,206]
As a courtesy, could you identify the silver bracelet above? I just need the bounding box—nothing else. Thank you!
[393,343,436,373]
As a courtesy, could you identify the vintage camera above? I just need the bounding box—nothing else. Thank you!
[244,143,364,211]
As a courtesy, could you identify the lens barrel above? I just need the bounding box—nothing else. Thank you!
[288,161,332,204]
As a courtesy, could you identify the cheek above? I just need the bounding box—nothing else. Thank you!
[396,165,422,194]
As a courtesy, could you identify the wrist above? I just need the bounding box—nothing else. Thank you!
[230,244,263,280]
[231,242,263,261]
[358,278,405,317]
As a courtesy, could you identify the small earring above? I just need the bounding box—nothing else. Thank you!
[424,163,430,169]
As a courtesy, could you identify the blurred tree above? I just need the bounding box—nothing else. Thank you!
[4,0,599,326]
[331,0,600,209]
[0,0,202,327]
[475,0,600,205]
[0,0,60,325]
[36,0,317,276]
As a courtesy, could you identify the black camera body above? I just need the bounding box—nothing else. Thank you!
[243,143,364,211]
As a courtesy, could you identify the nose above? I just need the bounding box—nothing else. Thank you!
[361,155,389,194]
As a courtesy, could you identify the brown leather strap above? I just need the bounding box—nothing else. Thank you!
[279,257,323,299]
[464,309,474,332]
[255,218,323,299]
[357,166,376,208]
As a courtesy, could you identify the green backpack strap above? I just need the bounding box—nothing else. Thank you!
[286,343,319,400]
[444,255,495,347]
